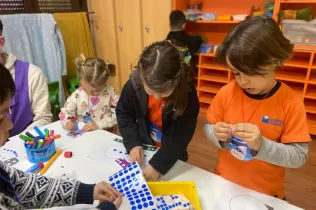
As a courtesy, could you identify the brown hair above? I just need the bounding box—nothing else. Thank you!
[216,16,294,75]
[75,54,115,88]
[137,41,192,117]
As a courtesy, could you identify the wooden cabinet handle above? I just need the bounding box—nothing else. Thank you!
[145,24,150,33]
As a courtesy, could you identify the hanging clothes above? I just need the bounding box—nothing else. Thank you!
[0,13,67,103]
[53,12,95,79]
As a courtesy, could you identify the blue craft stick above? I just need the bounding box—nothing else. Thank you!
[72,121,79,132]
[34,126,45,138]
[25,132,35,138]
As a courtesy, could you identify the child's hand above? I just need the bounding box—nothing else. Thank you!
[214,122,233,141]
[113,196,122,209]
[93,181,122,202]
[143,164,160,181]
[233,123,263,151]
[65,120,75,131]
[83,122,99,132]
[129,146,144,165]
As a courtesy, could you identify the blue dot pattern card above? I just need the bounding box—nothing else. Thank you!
[108,161,157,209]
[155,195,193,210]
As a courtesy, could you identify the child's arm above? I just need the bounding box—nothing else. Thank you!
[59,90,78,128]
[204,122,229,149]
[116,80,142,152]
[2,163,94,208]
[95,87,120,130]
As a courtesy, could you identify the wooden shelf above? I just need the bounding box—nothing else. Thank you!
[199,82,223,94]
[200,103,209,114]
[309,70,316,84]
[276,69,307,83]
[200,63,227,71]
[200,72,228,84]
[305,99,316,114]
[198,53,216,57]
[195,20,240,24]
[199,93,215,104]
[307,113,316,128]
[305,85,316,100]
[284,59,310,68]
[281,0,316,3]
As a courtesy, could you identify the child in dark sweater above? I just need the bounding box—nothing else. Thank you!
[167,10,202,68]
[0,64,122,210]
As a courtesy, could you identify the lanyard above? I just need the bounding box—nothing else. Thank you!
[87,85,107,115]
[0,175,20,202]
[241,80,276,123]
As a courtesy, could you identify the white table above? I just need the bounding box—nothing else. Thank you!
[4,121,302,210]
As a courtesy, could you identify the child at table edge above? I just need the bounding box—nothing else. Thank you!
[59,54,119,133]
[116,41,199,181]
[204,16,311,199]
[0,65,122,210]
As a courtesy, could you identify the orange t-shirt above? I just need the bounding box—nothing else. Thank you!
[206,80,311,199]
[148,95,166,147]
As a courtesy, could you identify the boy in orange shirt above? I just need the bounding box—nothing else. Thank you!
[204,16,311,199]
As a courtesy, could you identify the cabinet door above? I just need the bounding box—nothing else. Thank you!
[88,0,121,91]
[114,0,143,87]
[142,0,173,47]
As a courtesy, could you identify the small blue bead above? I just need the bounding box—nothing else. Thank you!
[142,184,146,188]
[136,199,141,203]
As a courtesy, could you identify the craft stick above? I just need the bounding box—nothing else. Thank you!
[32,138,38,148]
[34,126,45,138]
[40,149,62,175]
[44,129,49,138]
[37,140,44,148]
[19,134,33,141]
[50,130,54,137]
[43,138,53,147]
[52,135,61,139]
[25,132,35,139]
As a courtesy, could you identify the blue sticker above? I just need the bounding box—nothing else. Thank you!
[142,198,146,202]
[121,178,126,182]
[137,204,143,209]
[142,184,146,188]
[124,170,128,174]
[132,189,136,193]
[124,187,129,191]
[145,192,150,195]
[132,206,137,210]
[117,185,122,189]
[130,201,135,205]
[140,193,145,197]
[111,183,115,187]
[114,175,118,179]
[126,191,131,195]
[131,173,135,177]
[136,171,140,174]
[127,175,131,179]
[129,167,133,171]
[149,201,155,206]
[116,180,120,184]
[143,202,149,208]
[136,199,141,204]
[109,177,113,181]
[147,196,152,201]
[129,197,133,201]
[119,172,123,176]
[134,195,139,199]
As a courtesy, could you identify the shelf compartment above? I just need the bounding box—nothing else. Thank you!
[305,84,316,100]
[200,56,227,71]
[199,92,216,104]
[282,0,316,3]
[284,51,311,68]
[304,99,316,114]
[308,69,316,84]
[200,102,210,115]
[199,71,228,84]
[307,113,316,128]
[199,81,224,94]
[275,66,307,83]
[282,81,304,96]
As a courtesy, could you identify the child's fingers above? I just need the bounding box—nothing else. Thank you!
[97,194,112,202]
[234,131,252,139]
[215,126,231,134]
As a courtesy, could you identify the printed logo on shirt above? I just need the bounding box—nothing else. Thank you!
[262,116,284,126]
[149,122,162,147]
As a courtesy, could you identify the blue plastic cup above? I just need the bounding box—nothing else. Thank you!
[25,141,56,163]
[228,136,253,161]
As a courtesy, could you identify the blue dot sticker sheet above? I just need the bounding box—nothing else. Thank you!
[108,162,157,209]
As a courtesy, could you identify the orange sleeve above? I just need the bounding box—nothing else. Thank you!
[206,87,225,124]
[281,98,311,143]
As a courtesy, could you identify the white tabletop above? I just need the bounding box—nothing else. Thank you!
[4,121,302,210]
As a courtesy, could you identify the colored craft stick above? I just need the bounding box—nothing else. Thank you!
[25,132,35,138]
[32,138,38,149]
[40,149,62,175]
[52,135,61,139]
[37,140,44,148]
[28,141,33,145]
[34,126,45,138]
[43,138,53,147]
[50,130,54,137]
[44,129,49,138]
[19,134,33,141]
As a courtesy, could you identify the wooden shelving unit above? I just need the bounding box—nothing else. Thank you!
[174,0,316,134]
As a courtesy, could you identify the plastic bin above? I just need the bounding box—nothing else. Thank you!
[25,141,56,163]
[147,181,201,210]
[281,20,316,46]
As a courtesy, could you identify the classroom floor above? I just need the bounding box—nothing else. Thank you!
[187,117,316,210]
